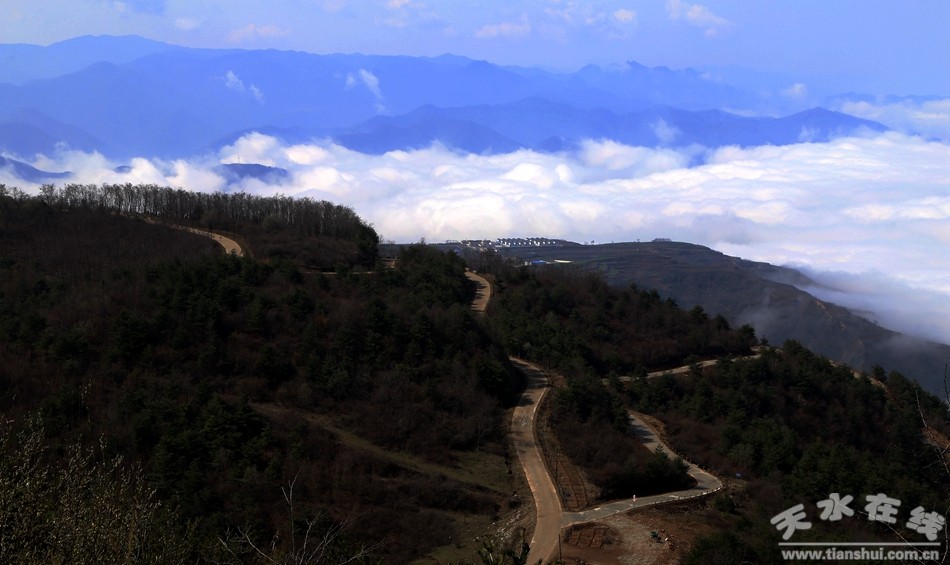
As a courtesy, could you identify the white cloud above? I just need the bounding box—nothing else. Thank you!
[613,8,636,23]
[174,17,201,31]
[12,132,950,344]
[223,70,265,104]
[666,0,732,37]
[249,85,265,104]
[344,69,385,112]
[652,118,681,144]
[782,82,808,99]
[376,0,442,29]
[836,98,950,141]
[225,70,244,91]
[474,13,531,38]
[358,69,382,99]
[227,23,289,44]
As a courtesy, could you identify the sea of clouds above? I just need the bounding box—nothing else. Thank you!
[4,108,950,346]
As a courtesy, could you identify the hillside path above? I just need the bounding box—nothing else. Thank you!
[177,225,244,256]
[465,270,491,315]
[508,358,562,565]
[143,216,245,257]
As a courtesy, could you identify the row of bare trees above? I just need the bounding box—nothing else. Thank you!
[11,183,373,241]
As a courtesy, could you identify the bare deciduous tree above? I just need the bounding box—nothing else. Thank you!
[215,475,377,565]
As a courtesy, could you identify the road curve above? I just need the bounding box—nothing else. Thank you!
[178,226,244,257]
[561,411,722,526]
[465,270,491,315]
[143,217,246,257]
[508,358,562,565]
[462,261,725,561]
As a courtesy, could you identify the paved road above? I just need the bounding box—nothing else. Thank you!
[561,411,722,527]
[465,270,491,315]
[508,357,723,563]
[508,358,562,565]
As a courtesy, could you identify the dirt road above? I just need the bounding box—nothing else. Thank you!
[508,358,562,565]
[561,411,722,527]
[144,217,245,257]
[179,226,244,256]
[465,270,491,315]
[509,355,724,563]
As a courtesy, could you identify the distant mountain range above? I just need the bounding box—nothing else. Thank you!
[0,34,887,170]
[493,240,950,397]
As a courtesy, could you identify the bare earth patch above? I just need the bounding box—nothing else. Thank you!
[557,499,718,565]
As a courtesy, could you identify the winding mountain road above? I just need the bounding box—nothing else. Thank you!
[508,358,563,565]
[484,286,727,563]
[160,232,718,562]
[561,412,722,527]
[508,356,723,564]
[465,270,492,315]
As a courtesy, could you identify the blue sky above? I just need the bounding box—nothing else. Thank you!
[2,0,949,95]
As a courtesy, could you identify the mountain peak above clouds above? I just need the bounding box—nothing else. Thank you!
[0,155,70,182]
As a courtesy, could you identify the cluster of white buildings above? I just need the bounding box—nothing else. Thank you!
[448,237,568,250]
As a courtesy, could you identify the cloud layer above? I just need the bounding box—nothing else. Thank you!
[5,132,950,344]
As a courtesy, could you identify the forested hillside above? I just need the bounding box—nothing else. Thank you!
[0,187,519,563]
[2,186,947,563]
[485,264,757,505]
[480,258,949,562]
[640,344,950,562]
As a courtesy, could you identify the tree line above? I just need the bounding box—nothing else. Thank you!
[3,182,373,242]
[2,182,380,267]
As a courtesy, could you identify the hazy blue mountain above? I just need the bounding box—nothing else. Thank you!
[335,115,522,155]
[567,61,753,111]
[325,100,886,154]
[0,35,178,85]
[0,155,70,182]
[0,60,215,158]
[214,163,290,186]
[0,108,109,157]
[0,34,891,165]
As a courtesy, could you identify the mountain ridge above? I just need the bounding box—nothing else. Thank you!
[0,34,887,163]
